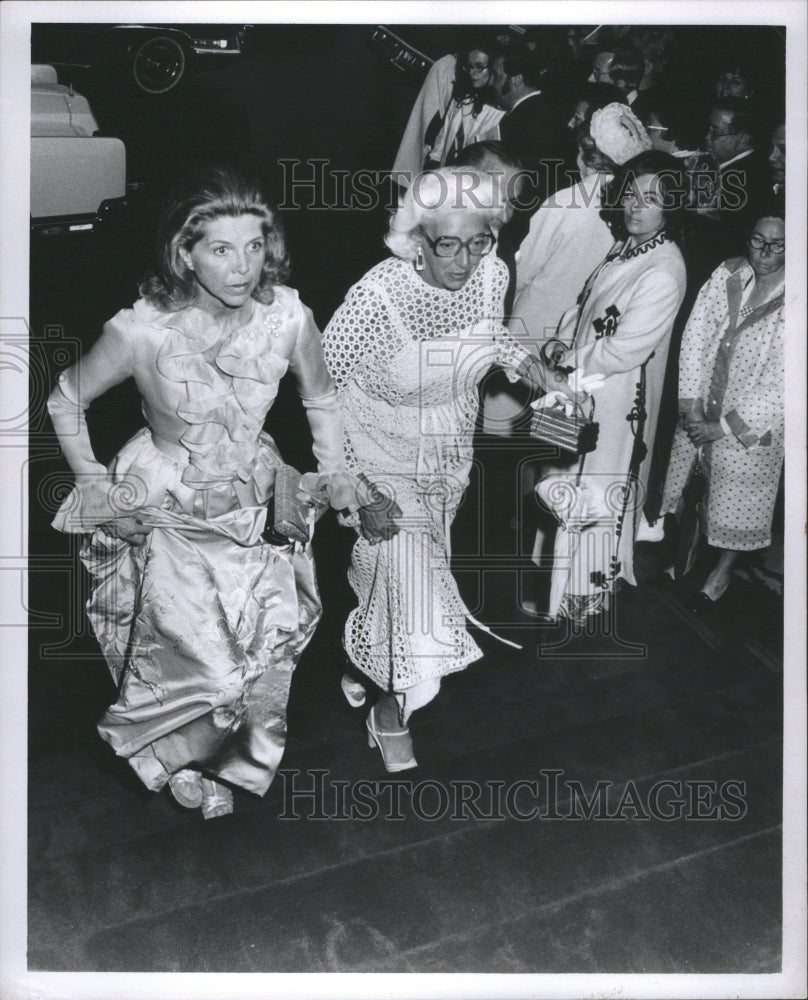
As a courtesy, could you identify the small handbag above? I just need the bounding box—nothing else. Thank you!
[528,338,599,455]
[264,464,310,545]
[530,396,599,455]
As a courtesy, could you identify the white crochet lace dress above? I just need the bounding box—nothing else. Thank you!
[323,253,526,706]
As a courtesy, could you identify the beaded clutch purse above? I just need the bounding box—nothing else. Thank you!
[529,397,599,455]
[264,464,310,545]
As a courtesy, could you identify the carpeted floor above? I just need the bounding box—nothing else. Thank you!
[27,531,784,974]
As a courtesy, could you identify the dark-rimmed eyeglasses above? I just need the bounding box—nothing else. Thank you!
[706,125,741,138]
[463,61,489,73]
[748,235,785,254]
[422,232,496,258]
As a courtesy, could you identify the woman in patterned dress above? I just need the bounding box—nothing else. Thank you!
[46,168,384,819]
[322,168,561,771]
[661,206,785,612]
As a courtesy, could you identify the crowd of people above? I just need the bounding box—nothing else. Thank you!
[46,25,787,818]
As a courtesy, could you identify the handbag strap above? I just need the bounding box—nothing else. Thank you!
[569,243,621,347]
[612,362,648,550]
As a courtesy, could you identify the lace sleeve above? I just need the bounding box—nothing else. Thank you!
[485,256,528,378]
[322,277,394,390]
[494,327,532,380]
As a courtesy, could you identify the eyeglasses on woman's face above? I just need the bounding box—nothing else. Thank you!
[747,234,785,254]
[422,232,495,258]
[464,61,489,74]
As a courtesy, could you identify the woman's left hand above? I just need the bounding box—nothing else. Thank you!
[357,474,402,544]
[686,420,725,446]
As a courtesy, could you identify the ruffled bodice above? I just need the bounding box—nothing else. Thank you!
[143,294,294,489]
[49,286,354,532]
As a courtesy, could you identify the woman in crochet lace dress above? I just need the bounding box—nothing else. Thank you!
[47,167,385,819]
[322,168,571,771]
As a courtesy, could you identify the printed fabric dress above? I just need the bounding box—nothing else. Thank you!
[536,233,687,619]
[322,253,527,717]
[661,257,785,550]
[48,288,354,796]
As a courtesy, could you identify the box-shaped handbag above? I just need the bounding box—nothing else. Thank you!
[529,397,599,455]
[264,464,310,545]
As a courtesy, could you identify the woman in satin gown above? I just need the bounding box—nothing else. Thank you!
[47,168,385,819]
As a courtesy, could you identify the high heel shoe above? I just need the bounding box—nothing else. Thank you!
[686,591,716,614]
[366,705,417,773]
[687,576,732,614]
[340,672,367,708]
[168,769,203,809]
[200,778,234,820]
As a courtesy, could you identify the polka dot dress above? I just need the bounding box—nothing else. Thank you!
[661,259,784,550]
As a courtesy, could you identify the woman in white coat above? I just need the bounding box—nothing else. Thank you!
[486,103,651,437]
[536,150,688,621]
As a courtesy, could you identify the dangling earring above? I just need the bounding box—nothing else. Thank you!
[414,247,425,272]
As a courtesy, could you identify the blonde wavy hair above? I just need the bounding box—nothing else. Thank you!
[385,168,510,261]
[139,166,290,311]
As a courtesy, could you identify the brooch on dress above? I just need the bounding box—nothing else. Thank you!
[262,307,284,342]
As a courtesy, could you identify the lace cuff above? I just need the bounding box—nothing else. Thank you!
[493,326,531,383]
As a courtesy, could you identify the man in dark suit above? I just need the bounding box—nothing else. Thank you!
[602,47,645,106]
[704,96,772,258]
[489,44,567,247]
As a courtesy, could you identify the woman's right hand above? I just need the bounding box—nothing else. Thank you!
[550,370,588,405]
[100,515,153,546]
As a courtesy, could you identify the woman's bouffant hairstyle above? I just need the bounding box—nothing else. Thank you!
[385,168,510,261]
[600,150,688,244]
[139,166,290,310]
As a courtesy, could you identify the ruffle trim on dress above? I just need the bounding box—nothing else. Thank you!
[141,295,294,490]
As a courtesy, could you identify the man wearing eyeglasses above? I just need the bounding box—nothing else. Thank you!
[489,42,566,246]
[704,96,770,258]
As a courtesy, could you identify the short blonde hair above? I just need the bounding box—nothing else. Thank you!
[385,168,509,261]
[140,166,289,311]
